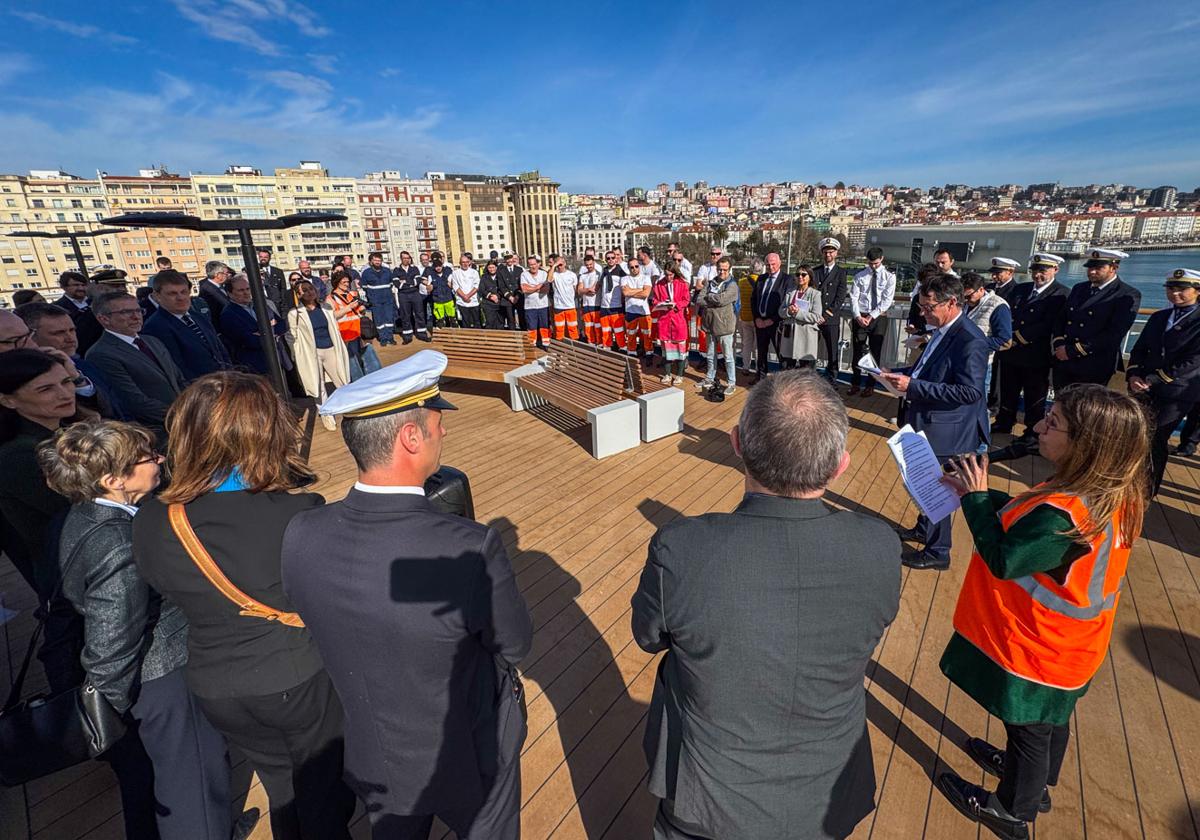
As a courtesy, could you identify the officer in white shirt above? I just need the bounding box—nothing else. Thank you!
[848,247,896,396]
[450,253,482,328]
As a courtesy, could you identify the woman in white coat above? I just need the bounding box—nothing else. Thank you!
[286,280,351,430]
[777,266,823,369]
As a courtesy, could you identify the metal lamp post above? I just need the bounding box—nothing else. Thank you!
[4,227,129,276]
[100,211,347,399]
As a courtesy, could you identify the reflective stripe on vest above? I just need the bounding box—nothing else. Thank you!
[952,488,1130,691]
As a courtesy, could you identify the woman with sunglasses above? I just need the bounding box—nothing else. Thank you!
[935,384,1148,838]
[776,266,823,370]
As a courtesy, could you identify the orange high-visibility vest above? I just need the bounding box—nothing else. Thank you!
[953,490,1130,691]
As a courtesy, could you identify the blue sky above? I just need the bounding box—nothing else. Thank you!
[1,0,1197,193]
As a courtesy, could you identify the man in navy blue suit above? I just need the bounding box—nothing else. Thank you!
[141,270,231,383]
[881,274,989,570]
[219,273,288,375]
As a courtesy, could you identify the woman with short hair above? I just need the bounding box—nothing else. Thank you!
[132,372,355,840]
[39,419,242,840]
[936,384,1149,837]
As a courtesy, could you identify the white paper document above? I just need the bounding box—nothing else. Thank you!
[886,424,962,523]
[856,353,902,396]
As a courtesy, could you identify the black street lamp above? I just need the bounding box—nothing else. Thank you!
[100,211,347,399]
[4,227,129,276]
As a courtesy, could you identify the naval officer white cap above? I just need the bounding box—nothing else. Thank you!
[319,350,458,417]
[1084,247,1129,267]
[990,257,1020,272]
[1165,268,1200,287]
[818,237,841,251]
[1029,253,1065,269]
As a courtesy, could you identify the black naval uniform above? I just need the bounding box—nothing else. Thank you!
[281,489,533,840]
[987,276,1021,407]
[392,264,428,342]
[813,261,848,382]
[995,280,1069,435]
[1051,277,1141,388]
[1127,304,1200,494]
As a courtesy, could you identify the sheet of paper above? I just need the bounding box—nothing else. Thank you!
[796,299,811,313]
[886,424,962,523]
[857,352,882,375]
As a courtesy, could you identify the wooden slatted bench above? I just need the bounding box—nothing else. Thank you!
[504,339,641,458]
[618,346,687,442]
[391,328,536,382]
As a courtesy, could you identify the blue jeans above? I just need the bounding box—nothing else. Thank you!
[704,332,736,384]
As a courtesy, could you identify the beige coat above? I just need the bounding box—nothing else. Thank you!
[287,304,350,398]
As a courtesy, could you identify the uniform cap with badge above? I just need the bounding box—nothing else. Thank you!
[1029,253,1065,269]
[319,350,458,417]
[1164,268,1200,289]
[818,237,841,251]
[990,257,1020,272]
[1083,247,1129,268]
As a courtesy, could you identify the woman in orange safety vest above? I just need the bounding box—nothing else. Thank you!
[935,383,1148,839]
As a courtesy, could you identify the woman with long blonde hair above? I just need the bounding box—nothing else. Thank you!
[935,383,1149,838]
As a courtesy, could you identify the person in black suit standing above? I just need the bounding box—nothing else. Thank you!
[848,247,896,396]
[750,251,789,382]
[257,248,288,312]
[993,254,1069,439]
[1127,267,1200,495]
[53,269,104,354]
[881,274,990,570]
[141,270,231,383]
[220,274,289,375]
[986,257,1022,410]
[199,260,234,326]
[282,351,533,840]
[812,237,849,386]
[498,252,526,330]
[1051,248,1141,388]
[633,370,900,840]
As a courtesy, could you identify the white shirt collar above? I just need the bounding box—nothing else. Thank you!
[106,329,137,345]
[933,311,963,336]
[1093,277,1117,292]
[93,497,139,516]
[1032,281,1053,296]
[353,482,425,496]
[69,297,89,309]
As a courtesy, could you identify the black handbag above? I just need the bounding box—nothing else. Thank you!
[358,310,378,341]
[0,539,127,787]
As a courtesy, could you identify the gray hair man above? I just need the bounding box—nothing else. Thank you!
[632,370,901,840]
[199,260,234,323]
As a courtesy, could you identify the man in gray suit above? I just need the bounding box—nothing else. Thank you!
[633,370,901,840]
[85,291,184,439]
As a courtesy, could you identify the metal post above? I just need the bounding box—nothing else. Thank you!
[68,235,88,275]
[237,228,289,399]
[786,217,795,270]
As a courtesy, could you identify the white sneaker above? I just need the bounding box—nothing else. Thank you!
[321,414,337,431]
[696,379,715,392]
[660,374,673,384]
[672,376,685,386]
[723,383,737,396]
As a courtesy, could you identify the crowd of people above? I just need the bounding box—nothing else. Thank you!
[0,236,1195,840]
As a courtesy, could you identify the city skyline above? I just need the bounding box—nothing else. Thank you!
[1,1,1198,193]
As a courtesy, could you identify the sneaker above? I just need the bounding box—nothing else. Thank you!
[660,374,673,384]
[723,383,737,396]
[672,376,685,386]
[321,414,337,431]
[696,379,715,392]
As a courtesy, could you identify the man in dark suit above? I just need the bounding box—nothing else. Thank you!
[813,237,849,386]
[199,260,234,325]
[1052,248,1141,388]
[881,273,989,570]
[1128,267,1200,495]
[282,351,533,840]
[986,257,1022,410]
[256,248,287,312]
[750,251,789,382]
[142,269,231,383]
[85,291,185,437]
[219,274,288,375]
[632,370,900,840]
[53,270,104,354]
[994,254,1069,439]
[16,302,128,420]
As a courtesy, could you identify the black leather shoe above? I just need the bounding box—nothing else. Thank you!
[936,772,1029,839]
[232,807,261,840]
[901,548,950,570]
[1175,442,1197,457]
[966,738,1052,813]
[897,525,922,542]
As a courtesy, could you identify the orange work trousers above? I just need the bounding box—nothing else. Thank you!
[600,310,625,350]
[626,314,653,353]
[553,309,580,340]
[581,308,602,344]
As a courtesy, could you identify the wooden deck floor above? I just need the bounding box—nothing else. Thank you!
[3,347,1199,840]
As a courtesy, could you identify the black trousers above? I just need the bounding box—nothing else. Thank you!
[996,362,1052,433]
[1142,395,1191,495]
[996,721,1071,822]
[850,320,886,388]
[483,301,515,329]
[197,670,355,840]
[105,667,232,840]
[396,293,428,337]
[754,323,779,377]
[1180,403,1200,446]
[988,354,1002,407]
[458,306,482,328]
[818,318,841,379]
[370,746,521,840]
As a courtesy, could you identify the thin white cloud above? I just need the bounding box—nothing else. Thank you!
[0,54,33,86]
[261,70,332,98]
[10,11,138,45]
[169,0,329,55]
[306,53,337,74]
[379,67,402,79]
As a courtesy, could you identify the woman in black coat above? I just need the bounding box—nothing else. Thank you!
[40,419,247,840]
[132,371,354,840]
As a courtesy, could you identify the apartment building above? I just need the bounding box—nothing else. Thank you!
[100,169,210,284]
[356,172,437,261]
[506,173,560,260]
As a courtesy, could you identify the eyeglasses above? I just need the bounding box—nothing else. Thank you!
[917,300,950,313]
[0,330,34,349]
[105,308,143,317]
[132,453,164,467]
[1043,413,1068,434]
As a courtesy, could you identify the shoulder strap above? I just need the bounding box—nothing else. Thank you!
[167,503,304,627]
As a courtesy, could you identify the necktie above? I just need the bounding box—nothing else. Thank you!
[181,314,214,352]
[761,274,776,317]
[870,269,879,311]
[132,337,166,372]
